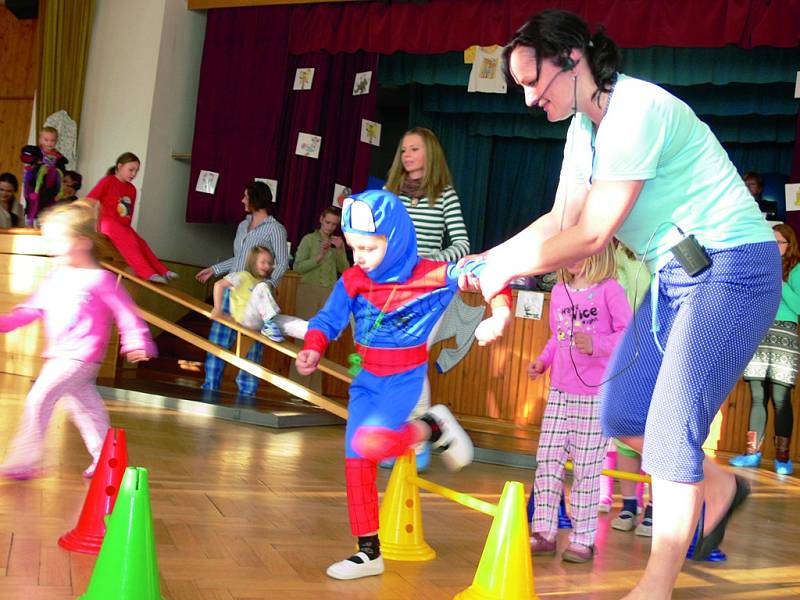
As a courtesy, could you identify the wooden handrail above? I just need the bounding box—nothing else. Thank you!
[101,260,353,383]
[140,308,347,419]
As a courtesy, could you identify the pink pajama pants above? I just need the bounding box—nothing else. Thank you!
[533,388,607,547]
[2,359,108,470]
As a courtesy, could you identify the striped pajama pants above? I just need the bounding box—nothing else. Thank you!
[533,388,607,547]
[2,359,108,471]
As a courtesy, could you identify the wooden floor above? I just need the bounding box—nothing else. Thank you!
[0,373,798,599]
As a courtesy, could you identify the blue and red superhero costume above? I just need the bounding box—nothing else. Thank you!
[303,189,510,535]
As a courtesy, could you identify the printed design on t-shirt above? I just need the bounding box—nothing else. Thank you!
[117,196,133,218]
[555,291,600,345]
[479,57,498,80]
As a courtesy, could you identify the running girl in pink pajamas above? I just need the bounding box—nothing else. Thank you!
[0,200,156,480]
[528,242,631,563]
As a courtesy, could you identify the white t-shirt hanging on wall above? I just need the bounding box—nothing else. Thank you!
[467,46,507,94]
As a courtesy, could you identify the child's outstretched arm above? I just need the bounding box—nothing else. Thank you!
[0,286,45,333]
[0,306,43,332]
[99,275,157,362]
[295,275,356,375]
[449,259,512,346]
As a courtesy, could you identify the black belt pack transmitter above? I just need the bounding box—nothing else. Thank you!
[671,234,711,276]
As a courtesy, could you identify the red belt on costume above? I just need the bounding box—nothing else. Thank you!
[354,342,428,376]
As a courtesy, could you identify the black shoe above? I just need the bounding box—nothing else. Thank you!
[693,475,750,561]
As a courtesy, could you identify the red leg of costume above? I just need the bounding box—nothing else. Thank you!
[352,424,418,463]
[345,458,379,536]
[100,219,168,279]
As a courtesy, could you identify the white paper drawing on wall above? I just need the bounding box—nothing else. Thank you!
[255,178,278,202]
[786,183,800,212]
[293,67,315,91]
[353,71,372,95]
[196,170,219,195]
[296,132,322,159]
[333,183,352,207]
[360,119,381,147]
[515,290,544,320]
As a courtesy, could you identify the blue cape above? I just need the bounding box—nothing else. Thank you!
[341,189,419,283]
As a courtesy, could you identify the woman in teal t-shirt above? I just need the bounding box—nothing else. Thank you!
[465,9,781,599]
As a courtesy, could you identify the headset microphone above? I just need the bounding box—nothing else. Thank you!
[529,55,580,114]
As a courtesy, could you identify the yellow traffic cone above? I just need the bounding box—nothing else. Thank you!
[455,481,538,600]
[378,450,436,561]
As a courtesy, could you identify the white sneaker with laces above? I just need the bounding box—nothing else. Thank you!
[426,404,473,471]
[326,552,384,580]
[148,274,168,284]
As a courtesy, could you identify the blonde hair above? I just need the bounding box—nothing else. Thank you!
[40,199,100,255]
[40,126,59,138]
[385,127,453,206]
[244,245,274,279]
[558,242,617,285]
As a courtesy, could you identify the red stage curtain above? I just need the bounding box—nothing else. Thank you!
[187,7,291,223]
[287,0,800,54]
[273,51,378,245]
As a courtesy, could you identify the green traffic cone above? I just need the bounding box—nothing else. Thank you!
[79,467,164,599]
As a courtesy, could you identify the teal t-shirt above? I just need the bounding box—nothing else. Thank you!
[561,74,774,271]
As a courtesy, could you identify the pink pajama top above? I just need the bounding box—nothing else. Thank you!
[0,267,156,363]
[538,278,632,395]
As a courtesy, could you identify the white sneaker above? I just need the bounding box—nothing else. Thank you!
[148,274,168,283]
[426,404,473,471]
[326,552,384,580]
[165,270,180,280]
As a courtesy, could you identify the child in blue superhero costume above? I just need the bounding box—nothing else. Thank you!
[296,190,511,581]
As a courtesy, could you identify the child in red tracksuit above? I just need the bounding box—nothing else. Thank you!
[87,152,176,283]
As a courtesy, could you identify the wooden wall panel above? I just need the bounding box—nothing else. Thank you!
[2,230,797,458]
[0,6,39,174]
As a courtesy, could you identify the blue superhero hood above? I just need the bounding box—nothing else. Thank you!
[341,189,419,283]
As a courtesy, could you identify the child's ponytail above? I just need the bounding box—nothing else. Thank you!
[107,152,141,177]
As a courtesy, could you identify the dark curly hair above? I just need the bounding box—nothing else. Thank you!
[502,9,621,107]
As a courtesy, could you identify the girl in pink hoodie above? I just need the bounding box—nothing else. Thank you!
[0,200,156,480]
[528,242,632,563]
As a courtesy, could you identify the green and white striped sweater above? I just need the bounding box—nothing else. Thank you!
[398,185,470,262]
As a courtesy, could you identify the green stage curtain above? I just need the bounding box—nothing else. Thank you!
[36,0,95,129]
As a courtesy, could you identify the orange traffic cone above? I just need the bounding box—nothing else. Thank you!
[59,428,128,554]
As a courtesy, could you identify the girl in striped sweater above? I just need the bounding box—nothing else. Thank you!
[384,127,471,469]
[385,127,470,262]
